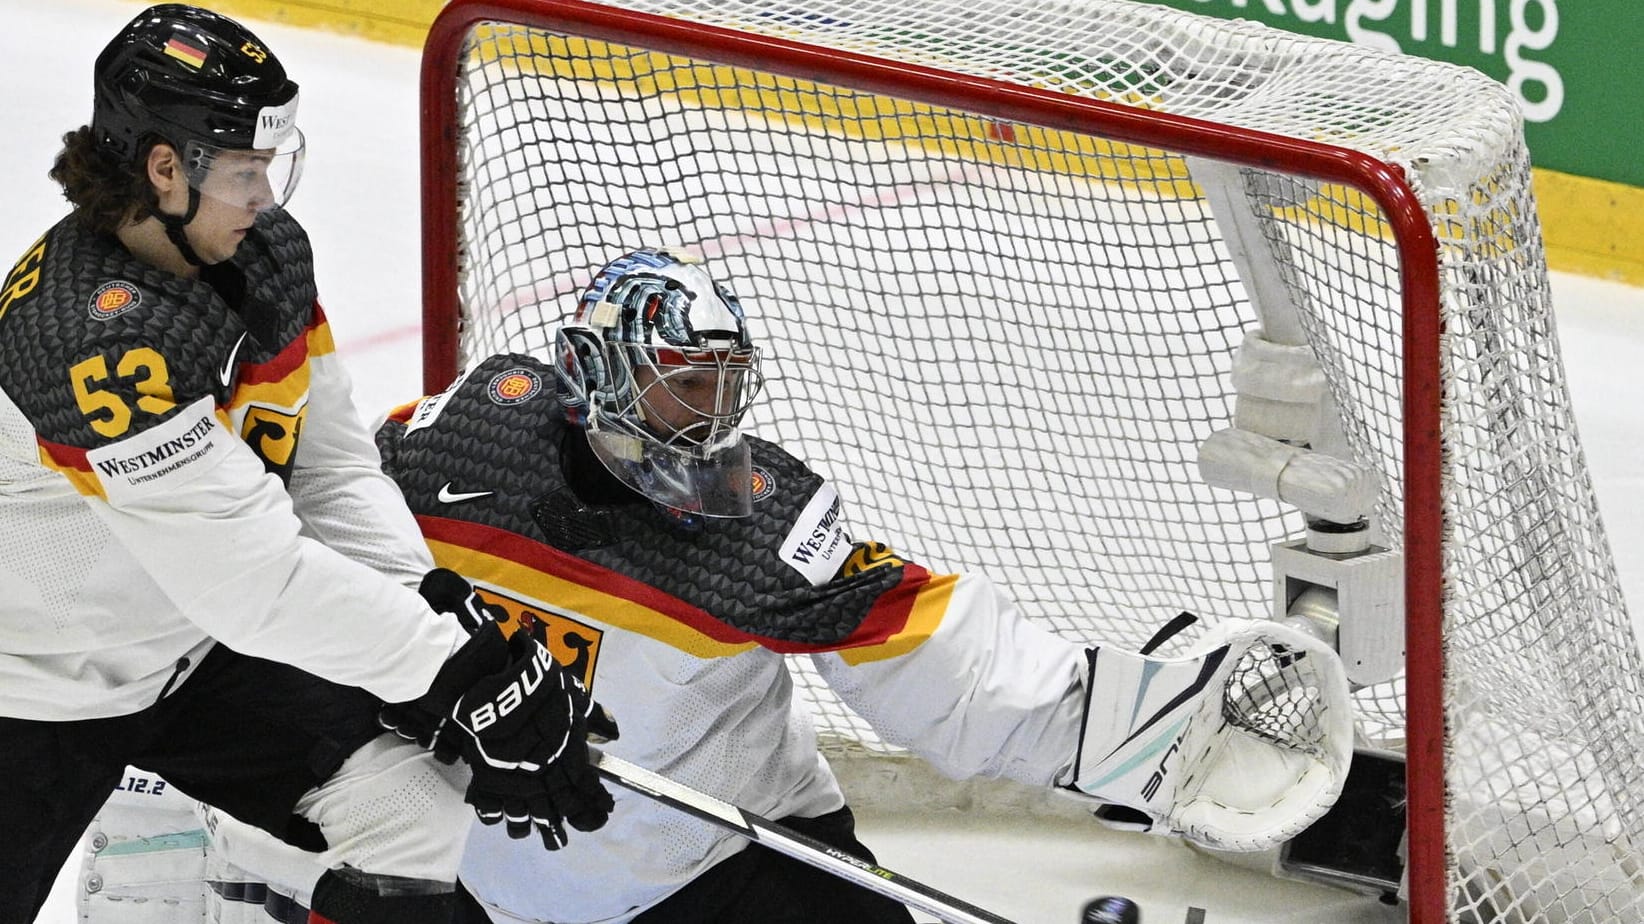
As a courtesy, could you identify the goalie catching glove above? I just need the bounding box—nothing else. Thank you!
[380,569,619,848]
[1070,618,1353,852]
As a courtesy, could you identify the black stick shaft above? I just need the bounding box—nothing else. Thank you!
[594,750,1019,924]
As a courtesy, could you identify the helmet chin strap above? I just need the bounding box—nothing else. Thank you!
[155,186,208,267]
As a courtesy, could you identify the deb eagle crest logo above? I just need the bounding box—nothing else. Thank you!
[474,586,603,691]
[87,281,142,321]
[749,465,776,503]
[240,402,309,485]
[486,368,543,406]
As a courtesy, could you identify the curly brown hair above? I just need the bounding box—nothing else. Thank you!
[49,126,160,235]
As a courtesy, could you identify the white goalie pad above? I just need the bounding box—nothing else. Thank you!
[197,803,328,910]
[1071,619,1354,852]
[77,768,313,924]
[78,768,209,923]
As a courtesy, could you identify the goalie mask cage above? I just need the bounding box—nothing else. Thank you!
[419,0,1641,920]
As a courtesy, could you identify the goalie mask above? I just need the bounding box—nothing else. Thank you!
[555,249,764,517]
[93,5,305,212]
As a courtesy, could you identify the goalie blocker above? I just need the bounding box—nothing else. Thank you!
[1070,619,1354,852]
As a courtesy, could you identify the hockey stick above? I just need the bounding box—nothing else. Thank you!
[593,749,1020,924]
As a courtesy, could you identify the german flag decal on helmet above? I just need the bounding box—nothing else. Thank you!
[88,281,142,321]
[162,35,209,69]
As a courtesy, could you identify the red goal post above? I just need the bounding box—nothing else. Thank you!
[416,1,1633,921]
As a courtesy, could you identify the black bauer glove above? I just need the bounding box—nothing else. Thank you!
[378,569,509,753]
[380,569,619,849]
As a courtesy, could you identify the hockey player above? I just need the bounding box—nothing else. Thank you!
[0,6,611,923]
[369,248,1357,923]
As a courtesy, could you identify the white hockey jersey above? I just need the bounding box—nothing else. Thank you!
[0,211,463,720]
[377,354,1089,923]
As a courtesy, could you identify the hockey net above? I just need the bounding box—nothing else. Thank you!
[419,0,1642,920]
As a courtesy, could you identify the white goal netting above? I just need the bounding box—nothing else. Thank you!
[421,0,1643,919]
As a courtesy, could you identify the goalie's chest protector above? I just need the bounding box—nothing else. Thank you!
[381,354,918,665]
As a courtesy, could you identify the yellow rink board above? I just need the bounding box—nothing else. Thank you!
[211,0,1644,286]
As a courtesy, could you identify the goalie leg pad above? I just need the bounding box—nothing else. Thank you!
[78,767,210,923]
[80,768,323,923]
[200,803,329,908]
[1071,619,1353,851]
[308,868,455,924]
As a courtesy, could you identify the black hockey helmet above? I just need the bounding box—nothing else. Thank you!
[92,4,301,166]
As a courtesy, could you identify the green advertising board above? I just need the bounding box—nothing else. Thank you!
[1136,0,1642,188]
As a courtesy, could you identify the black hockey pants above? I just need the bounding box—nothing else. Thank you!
[0,642,382,924]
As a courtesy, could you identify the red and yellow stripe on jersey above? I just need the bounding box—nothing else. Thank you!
[35,311,337,498]
[417,514,957,663]
[230,309,335,409]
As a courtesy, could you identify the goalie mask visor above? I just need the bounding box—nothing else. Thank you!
[586,425,754,518]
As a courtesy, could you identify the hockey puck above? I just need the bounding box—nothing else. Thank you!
[1081,896,1140,923]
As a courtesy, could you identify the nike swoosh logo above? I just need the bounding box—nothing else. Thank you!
[437,483,493,504]
[220,332,249,387]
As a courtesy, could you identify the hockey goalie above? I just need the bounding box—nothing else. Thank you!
[83,248,1353,924]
